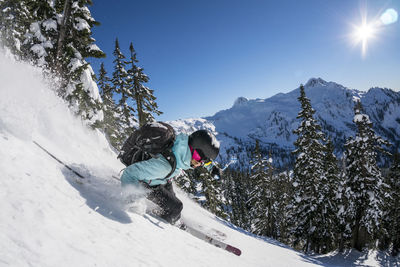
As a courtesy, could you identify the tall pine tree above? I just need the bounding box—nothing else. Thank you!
[97,62,123,148]
[336,155,352,251]
[55,0,105,124]
[275,170,293,243]
[199,168,228,219]
[289,84,333,253]
[320,138,340,252]
[225,169,251,230]
[126,42,162,127]
[344,101,389,251]
[248,140,277,238]
[382,152,400,256]
[111,38,136,137]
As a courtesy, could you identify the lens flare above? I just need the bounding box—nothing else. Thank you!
[380,8,398,25]
[349,6,397,58]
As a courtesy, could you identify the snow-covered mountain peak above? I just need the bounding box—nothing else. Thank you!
[233,96,249,107]
[305,77,328,88]
[364,87,399,105]
[200,78,400,168]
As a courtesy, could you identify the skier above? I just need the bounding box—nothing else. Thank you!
[120,129,222,224]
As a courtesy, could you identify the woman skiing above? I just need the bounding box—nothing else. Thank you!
[121,129,222,224]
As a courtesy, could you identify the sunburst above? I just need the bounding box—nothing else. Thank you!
[353,21,376,57]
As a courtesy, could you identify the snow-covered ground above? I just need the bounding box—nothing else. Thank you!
[0,49,398,267]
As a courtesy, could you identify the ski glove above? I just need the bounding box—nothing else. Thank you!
[211,165,223,179]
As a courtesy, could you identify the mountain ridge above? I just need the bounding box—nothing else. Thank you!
[169,78,400,167]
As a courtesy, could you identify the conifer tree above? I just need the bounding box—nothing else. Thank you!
[248,140,276,237]
[175,169,197,195]
[319,138,339,252]
[289,84,332,253]
[226,169,251,230]
[97,63,122,148]
[20,0,58,67]
[111,38,136,136]
[2,0,105,125]
[220,168,236,223]
[382,152,400,256]
[55,0,105,124]
[344,101,389,251]
[198,168,228,219]
[0,0,31,57]
[275,170,293,243]
[126,42,162,127]
[336,155,352,251]
[180,166,228,220]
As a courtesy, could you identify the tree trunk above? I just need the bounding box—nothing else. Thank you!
[55,0,72,75]
[393,237,400,256]
[352,222,367,251]
[338,233,344,252]
[136,93,144,127]
[304,238,310,253]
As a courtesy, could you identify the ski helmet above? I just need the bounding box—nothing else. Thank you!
[188,130,220,161]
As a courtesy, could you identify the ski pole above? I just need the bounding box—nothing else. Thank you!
[33,141,85,179]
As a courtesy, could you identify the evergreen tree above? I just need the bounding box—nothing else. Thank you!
[0,0,31,57]
[2,0,105,125]
[97,62,122,148]
[111,38,136,136]
[320,138,340,252]
[175,169,197,195]
[336,155,352,251]
[220,168,236,223]
[248,140,276,237]
[198,168,228,219]
[289,84,332,253]
[17,0,52,62]
[126,42,162,127]
[344,101,389,251]
[382,152,400,256]
[179,166,228,220]
[275,170,293,243]
[225,169,251,230]
[55,0,105,125]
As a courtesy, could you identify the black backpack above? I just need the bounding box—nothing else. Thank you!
[118,122,177,180]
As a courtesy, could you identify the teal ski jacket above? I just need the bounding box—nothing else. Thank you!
[121,133,193,187]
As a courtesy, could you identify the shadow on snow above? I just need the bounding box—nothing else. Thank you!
[214,218,400,266]
[307,249,400,267]
[61,165,132,224]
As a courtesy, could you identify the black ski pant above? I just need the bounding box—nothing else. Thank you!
[144,181,183,224]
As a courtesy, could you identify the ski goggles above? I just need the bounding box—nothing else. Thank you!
[189,146,212,166]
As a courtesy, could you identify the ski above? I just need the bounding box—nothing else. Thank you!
[144,213,241,256]
[179,223,242,256]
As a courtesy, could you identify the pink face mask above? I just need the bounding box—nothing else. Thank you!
[189,145,202,162]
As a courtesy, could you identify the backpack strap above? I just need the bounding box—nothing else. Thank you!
[147,150,177,186]
[161,149,177,180]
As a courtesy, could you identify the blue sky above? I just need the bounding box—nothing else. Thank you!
[88,0,400,121]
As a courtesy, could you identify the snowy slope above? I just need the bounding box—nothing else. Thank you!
[0,48,315,267]
[1,50,399,267]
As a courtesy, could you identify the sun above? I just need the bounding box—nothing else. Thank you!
[351,20,377,58]
[354,23,375,42]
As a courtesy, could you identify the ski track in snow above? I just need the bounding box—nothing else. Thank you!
[0,49,399,267]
